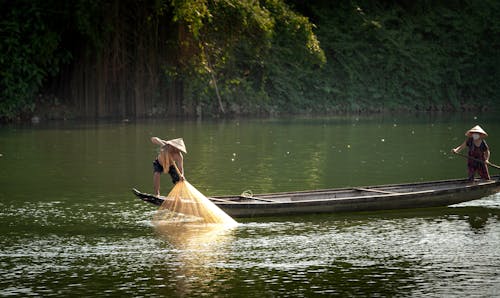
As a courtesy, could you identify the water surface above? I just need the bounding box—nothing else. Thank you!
[1,113,499,296]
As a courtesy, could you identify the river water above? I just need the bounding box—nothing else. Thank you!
[1,113,499,296]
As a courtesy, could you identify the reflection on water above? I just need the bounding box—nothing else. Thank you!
[154,222,237,249]
[228,203,500,296]
[0,197,499,296]
[154,223,237,296]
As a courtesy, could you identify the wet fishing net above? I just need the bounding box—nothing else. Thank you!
[153,180,237,226]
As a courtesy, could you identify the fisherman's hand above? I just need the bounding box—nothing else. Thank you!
[451,148,458,154]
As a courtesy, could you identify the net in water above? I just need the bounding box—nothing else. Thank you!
[153,180,237,226]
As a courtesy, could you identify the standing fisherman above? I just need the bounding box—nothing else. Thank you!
[151,137,186,196]
[451,125,491,181]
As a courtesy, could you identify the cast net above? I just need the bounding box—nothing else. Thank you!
[153,180,237,226]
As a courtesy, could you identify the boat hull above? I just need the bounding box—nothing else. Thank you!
[134,175,500,218]
[217,183,499,217]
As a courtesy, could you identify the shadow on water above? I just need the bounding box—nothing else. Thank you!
[221,204,500,296]
[242,204,500,231]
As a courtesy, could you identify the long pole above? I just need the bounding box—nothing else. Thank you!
[453,152,500,169]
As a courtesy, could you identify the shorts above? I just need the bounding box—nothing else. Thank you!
[153,159,180,184]
[153,159,163,173]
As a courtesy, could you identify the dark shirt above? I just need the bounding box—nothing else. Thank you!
[466,138,488,167]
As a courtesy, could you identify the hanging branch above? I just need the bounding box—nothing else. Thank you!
[203,46,225,114]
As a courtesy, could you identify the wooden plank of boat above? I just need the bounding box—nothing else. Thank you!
[207,197,239,203]
[133,188,164,205]
[132,188,240,204]
[133,188,280,204]
[355,187,399,195]
[237,196,281,203]
[133,175,500,217]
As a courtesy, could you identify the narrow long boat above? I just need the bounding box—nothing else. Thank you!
[133,175,500,218]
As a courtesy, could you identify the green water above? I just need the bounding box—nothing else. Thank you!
[1,113,500,296]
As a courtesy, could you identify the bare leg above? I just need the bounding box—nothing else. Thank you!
[153,172,161,196]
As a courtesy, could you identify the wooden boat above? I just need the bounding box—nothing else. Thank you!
[133,175,500,218]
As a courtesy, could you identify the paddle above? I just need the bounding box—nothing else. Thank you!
[453,151,500,169]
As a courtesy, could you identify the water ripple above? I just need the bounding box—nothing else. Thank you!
[1,198,500,296]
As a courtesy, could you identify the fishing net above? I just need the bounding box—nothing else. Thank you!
[153,180,237,226]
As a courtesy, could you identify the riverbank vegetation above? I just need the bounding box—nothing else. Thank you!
[1,0,499,121]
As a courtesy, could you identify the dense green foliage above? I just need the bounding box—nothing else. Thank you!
[0,1,70,119]
[169,0,326,115]
[306,0,500,111]
[0,0,499,121]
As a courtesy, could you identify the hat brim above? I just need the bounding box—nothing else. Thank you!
[466,131,488,137]
[165,139,187,153]
[465,125,488,137]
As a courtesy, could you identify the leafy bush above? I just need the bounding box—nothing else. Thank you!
[0,2,69,120]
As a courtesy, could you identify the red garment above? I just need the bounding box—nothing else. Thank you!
[466,138,490,180]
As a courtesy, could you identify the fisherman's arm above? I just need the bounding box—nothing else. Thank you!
[452,140,467,154]
[151,137,167,146]
[177,154,185,180]
[485,149,490,163]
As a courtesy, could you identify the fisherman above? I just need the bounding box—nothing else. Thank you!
[451,125,491,181]
[151,137,186,196]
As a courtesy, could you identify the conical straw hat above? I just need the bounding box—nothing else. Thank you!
[166,138,187,153]
[465,125,488,137]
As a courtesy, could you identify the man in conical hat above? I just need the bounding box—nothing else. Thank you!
[151,136,186,196]
[451,125,491,181]
[464,125,488,138]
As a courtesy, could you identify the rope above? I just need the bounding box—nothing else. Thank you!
[240,190,254,198]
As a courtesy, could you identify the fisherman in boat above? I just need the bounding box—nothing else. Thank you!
[151,137,186,196]
[451,125,491,181]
